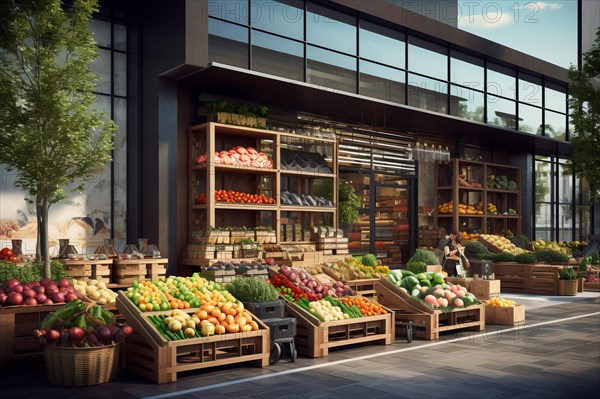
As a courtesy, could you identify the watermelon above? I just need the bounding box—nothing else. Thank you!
[415,273,428,281]
[401,270,414,277]
[420,279,431,287]
[401,276,419,290]
[387,273,398,284]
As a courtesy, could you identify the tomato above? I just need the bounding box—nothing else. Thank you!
[1,247,13,257]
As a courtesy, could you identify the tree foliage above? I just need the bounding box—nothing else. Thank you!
[568,27,600,199]
[0,0,115,275]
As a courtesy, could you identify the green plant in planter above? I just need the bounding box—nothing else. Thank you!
[514,252,536,264]
[406,261,427,274]
[558,267,578,280]
[534,249,569,263]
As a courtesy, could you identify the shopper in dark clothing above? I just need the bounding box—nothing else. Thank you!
[443,231,466,277]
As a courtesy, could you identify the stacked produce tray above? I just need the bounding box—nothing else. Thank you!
[283,299,394,358]
[116,292,269,383]
[374,278,485,341]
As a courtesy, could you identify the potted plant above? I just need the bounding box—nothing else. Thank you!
[557,267,578,296]
[205,100,268,129]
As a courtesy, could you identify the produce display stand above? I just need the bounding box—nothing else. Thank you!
[485,304,525,326]
[116,292,269,383]
[0,301,119,371]
[282,299,394,358]
[374,278,485,341]
[491,262,568,295]
[113,258,168,285]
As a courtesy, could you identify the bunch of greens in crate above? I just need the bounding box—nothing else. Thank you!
[35,300,133,347]
[0,260,69,284]
[226,277,279,303]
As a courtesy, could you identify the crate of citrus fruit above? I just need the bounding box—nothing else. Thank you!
[485,297,525,325]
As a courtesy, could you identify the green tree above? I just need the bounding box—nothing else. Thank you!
[568,26,600,199]
[0,0,115,276]
[314,180,360,225]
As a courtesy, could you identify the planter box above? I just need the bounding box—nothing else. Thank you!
[470,279,501,300]
[485,304,525,325]
[212,112,267,129]
[558,279,578,296]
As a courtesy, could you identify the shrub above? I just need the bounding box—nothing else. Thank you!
[406,261,427,274]
[407,249,439,265]
[514,252,536,264]
[535,249,569,263]
[463,240,490,259]
[477,252,496,261]
[493,252,516,262]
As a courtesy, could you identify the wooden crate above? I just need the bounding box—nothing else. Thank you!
[584,281,600,291]
[143,258,168,280]
[492,263,565,295]
[200,269,236,284]
[283,300,394,358]
[374,278,485,341]
[344,279,379,300]
[58,259,93,281]
[485,304,525,325]
[470,279,501,300]
[91,259,113,283]
[112,259,147,285]
[116,292,269,383]
[478,237,503,253]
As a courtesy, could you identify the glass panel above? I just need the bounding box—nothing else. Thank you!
[251,0,304,40]
[519,73,542,106]
[114,23,127,51]
[307,45,356,93]
[545,83,567,113]
[359,21,405,69]
[518,103,542,134]
[307,3,356,55]
[558,163,573,203]
[252,31,304,81]
[408,37,447,80]
[535,203,552,241]
[376,185,409,266]
[487,95,516,129]
[359,60,405,103]
[576,205,591,242]
[487,63,516,100]
[408,73,448,114]
[339,172,371,255]
[558,204,572,241]
[90,48,111,95]
[208,19,249,69]
[112,97,127,243]
[450,85,484,122]
[544,110,567,140]
[207,0,249,24]
[90,19,111,48]
[568,116,576,139]
[535,160,552,203]
[113,52,127,97]
[450,50,484,90]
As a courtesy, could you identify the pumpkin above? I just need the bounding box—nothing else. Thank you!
[201,322,215,336]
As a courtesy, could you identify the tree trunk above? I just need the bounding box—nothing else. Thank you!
[35,203,42,262]
[37,196,51,278]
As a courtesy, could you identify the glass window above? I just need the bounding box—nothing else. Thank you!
[307,3,356,55]
[487,63,516,100]
[535,158,552,202]
[359,21,405,69]
[519,73,542,106]
[545,83,567,113]
[113,52,126,97]
[359,60,405,103]
[90,19,111,48]
[91,48,111,95]
[558,204,573,241]
[558,163,573,203]
[114,23,126,51]
[208,19,249,69]
[252,31,304,81]
[450,85,484,122]
[407,73,448,114]
[450,50,484,90]
[544,110,567,140]
[251,1,304,40]
[408,37,447,80]
[535,202,552,241]
[487,95,516,129]
[207,0,249,25]
[518,103,542,134]
[568,116,576,139]
[307,45,356,93]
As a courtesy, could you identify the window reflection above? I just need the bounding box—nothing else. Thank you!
[359,21,405,69]
[535,159,552,203]
[208,0,249,24]
[252,31,304,81]
[450,85,484,122]
[518,103,542,134]
[359,60,405,103]
[487,63,516,100]
[408,37,447,80]
[307,45,357,93]
[519,73,542,106]
[545,83,567,113]
[544,110,567,140]
[558,204,573,241]
[450,50,484,90]
[91,48,111,95]
[535,203,552,241]
[487,95,516,129]
[209,19,249,69]
[251,0,304,40]
[307,3,357,55]
[90,19,111,48]
[558,163,573,203]
[408,74,448,113]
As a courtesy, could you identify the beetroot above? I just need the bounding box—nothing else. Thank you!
[65,293,78,303]
[36,293,47,303]
[24,297,38,306]
[58,278,71,288]
[96,325,112,343]
[12,284,24,293]
[51,292,65,303]
[8,292,23,305]
[69,327,85,341]
[5,278,21,290]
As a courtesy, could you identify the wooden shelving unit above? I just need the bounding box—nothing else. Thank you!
[434,158,522,236]
[185,122,338,266]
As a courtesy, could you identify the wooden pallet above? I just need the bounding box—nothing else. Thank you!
[374,278,485,341]
[58,259,93,281]
[116,292,269,383]
[492,263,565,295]
[283,300,394,358]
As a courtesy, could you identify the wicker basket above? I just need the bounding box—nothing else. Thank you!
[44,343,120,386]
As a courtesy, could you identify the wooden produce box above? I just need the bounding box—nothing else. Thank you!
[116,292,269,383]
[445,277,473,291]
[283,300,394,358]
[58,259,93,281]
[200,269,236,284]
[485,304,525,325]
[583,281,600,291]
[374,278,485,341]
[112,259,147,285]
[477,237,503,253]
[492,263,565,295]
[470,279,501,300]
[344,279,379,300]
[144,258,168,281]
[91,259,114,283]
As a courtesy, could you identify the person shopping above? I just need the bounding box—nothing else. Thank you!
[443,230,468,277]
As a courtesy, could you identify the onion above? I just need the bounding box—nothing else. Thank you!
[12,284,24,293]
[46,329,60,342]
[29,280,40,287]
[22,289,36,299]
[8,292,23,305]
[289,272,297,282]
[36,293,47,303]
[97,325,112,343]
[5,278,21,290]
[46,285,59,295]
[65,293,78,303]
[51,292,65,303]
[69,327,85,341]
[122,326,134,336]
[40,278,53,287]
[44,299,53,304]
[24,297,38,306]
[58,278,71,288]
[0,293,7,305]
[33,285,45,294]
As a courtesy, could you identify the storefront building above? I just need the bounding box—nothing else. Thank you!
[1,0,598,271]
